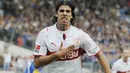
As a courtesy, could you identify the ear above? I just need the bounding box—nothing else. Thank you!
[69,15,73,19]
[71,16,73,19]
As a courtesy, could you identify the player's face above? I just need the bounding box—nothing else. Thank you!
[56,5,73,26]
[122,49,130,61]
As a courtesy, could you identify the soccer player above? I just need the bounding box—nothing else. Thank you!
[111,48,130,73]
[33,1,111,73]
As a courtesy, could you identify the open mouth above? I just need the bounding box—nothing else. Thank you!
[61,18,67,23]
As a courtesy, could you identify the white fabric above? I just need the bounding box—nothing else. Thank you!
[112,58,130,73]
[33,24,100,73]
[3,53,11,63]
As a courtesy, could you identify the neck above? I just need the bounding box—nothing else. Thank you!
[123,57,128,63]
[56,23,70,31]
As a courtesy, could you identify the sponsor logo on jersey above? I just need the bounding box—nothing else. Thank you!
[47,48,85,61]
[74,38,80,45]
[60,49,79,60]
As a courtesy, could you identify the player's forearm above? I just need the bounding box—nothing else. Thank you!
[34,44,75,68]
[95,51,111,73]
[34,53,60,68]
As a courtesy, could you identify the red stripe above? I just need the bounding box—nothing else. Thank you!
[33,54,42,56]
[117,71,126,73]
[47,48,85,61]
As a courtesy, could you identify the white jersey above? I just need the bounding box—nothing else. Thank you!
[112,58,130,73]
[33,24,100,73]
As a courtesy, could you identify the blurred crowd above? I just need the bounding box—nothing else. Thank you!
[0,0,130,49]
[0,0,130,72]
[0,49,33,73]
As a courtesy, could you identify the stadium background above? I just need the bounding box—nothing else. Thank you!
[0,0,130,73]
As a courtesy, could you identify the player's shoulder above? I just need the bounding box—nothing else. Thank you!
[39,25,55,34]
[71,26,84,33]
[72,26,90,35]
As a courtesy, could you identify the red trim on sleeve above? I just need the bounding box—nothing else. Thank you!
[92,49,101,56]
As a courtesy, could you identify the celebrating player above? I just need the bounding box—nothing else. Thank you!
[33,1,111,73]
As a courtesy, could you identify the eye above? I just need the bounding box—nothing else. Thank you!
[66,10,70,13]
[59,9,64,13]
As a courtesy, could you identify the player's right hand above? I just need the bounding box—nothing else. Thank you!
[56,42,75,57]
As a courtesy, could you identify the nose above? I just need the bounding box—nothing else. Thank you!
[63,11,67,15]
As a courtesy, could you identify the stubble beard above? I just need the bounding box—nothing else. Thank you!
[60,24,67,31]
[57,23,67,31]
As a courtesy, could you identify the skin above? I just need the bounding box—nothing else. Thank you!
[95,51,111,73]
[56,5,73,31]
[34,5,111,73]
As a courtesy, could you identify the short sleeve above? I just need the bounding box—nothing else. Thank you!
[80,31,100,56]
[33,30,47,56]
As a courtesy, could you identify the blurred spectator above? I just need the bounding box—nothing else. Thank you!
[0,8,4,19]
[0,0,129,51]
[10,55,16,71]
[0,53,4,68]
[16,56,26,73]
[111,48,130,73]
[3,50,12,70]
[17,35,24,47]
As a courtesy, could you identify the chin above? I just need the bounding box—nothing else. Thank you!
[62,22,67,24]
[61,23,67,26]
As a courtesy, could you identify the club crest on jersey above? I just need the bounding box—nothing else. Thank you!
[74,38,80,45]
[34,45,41,52]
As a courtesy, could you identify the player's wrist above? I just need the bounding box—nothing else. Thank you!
[52,52,61,60]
